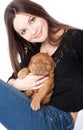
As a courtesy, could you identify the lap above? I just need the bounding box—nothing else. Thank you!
[0,79,74,130]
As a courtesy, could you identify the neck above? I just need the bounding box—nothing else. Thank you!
[40,29,67,55]
[40,42,58,56]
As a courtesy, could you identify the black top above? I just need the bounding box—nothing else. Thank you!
[9,29,83,112]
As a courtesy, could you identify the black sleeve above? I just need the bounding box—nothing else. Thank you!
[74,29,83,59]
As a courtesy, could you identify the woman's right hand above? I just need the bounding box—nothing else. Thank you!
[8,73,49,91]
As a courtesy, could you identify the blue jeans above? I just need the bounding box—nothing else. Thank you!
[0,79,74,130]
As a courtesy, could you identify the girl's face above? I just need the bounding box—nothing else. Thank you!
[13,13,49,43]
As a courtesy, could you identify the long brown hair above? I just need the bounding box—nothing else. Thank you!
[4,0,72,75]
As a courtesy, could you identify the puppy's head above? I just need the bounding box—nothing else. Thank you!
[29,52,56,76]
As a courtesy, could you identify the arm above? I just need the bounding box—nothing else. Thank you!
[74,30,83,59]
[8,74,49,91]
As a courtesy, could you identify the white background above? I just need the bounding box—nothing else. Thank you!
[0,0,83,130]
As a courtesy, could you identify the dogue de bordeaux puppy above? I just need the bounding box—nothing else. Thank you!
[18,52,56,111]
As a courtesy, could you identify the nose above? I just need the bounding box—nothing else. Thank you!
[28,26,37,35]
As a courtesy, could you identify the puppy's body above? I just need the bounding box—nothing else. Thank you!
[18,52,56,111]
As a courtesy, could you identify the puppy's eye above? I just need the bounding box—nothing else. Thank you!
[32,61,38,64]
[30,61,37,65]
[43,62,49,66]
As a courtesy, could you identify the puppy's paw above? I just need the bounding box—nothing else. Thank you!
[31,99,40,111]
[18,68,29,78]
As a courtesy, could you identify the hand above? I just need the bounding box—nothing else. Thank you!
[10,73,49,91]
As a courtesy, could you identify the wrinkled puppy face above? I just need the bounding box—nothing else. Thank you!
[29,53,56,76]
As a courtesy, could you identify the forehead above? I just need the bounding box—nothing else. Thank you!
[13,13,31,31]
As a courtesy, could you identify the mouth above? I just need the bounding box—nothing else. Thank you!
[35,30,42,39]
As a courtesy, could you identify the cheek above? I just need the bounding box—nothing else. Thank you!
[38,20,48,37]
[37,20,47,28]
[23,34,32,42]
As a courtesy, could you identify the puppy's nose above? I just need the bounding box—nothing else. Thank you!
[38,67,42,72]
[37,67,43,74]
[38,67,42,70]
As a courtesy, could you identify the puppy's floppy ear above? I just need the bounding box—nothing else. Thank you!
[29,59,32,65]
[29,56,35,65]
[51,59,56,72]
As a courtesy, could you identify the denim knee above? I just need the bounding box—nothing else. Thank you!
[39,106,74,130]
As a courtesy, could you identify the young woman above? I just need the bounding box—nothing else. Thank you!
[0,0,83,129]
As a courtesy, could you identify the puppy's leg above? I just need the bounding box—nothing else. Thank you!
[17,67,29,78]
[41,90,53,105]
[30,79,53,111]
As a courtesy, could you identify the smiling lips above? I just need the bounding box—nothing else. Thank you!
[35,30,42,39]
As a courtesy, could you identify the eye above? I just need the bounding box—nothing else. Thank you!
[30,17,36,24]
[20,29,26,35]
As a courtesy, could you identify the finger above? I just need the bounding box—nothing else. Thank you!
[32,77,49,87]
[28,73,34,75]
[29,73,49,79]
[33,82,36,87]
[26,74,44,80]
[36,77,49,85]
[32,83,44,90]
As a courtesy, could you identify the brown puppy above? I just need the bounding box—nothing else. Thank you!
[18,52,56,111]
